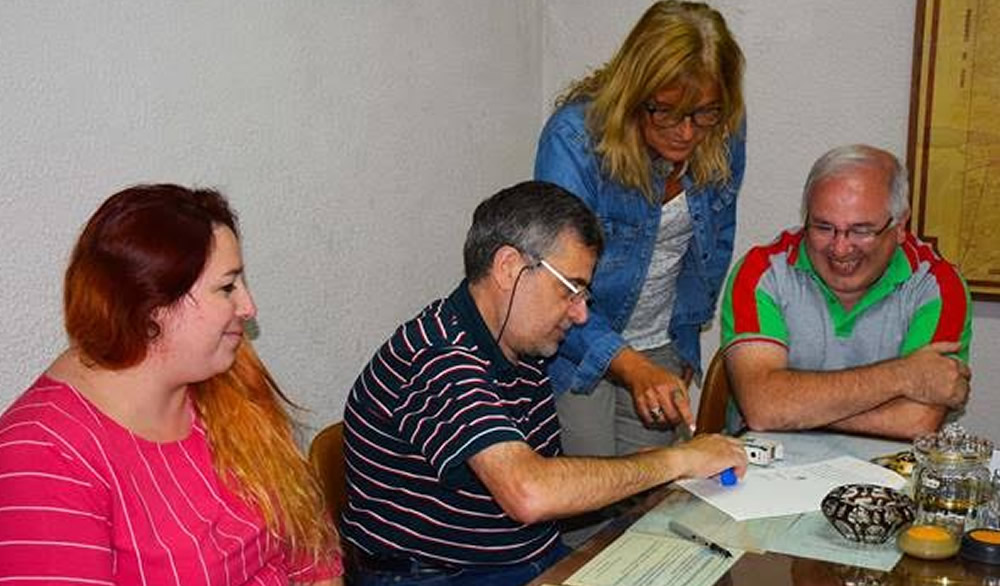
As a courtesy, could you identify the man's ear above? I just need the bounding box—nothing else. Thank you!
[490,245,527,293]
[895,210,911,244]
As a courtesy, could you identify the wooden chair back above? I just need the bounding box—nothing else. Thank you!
[308,421,348,520]
[696,350,732,434]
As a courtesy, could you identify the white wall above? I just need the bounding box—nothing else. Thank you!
[2,1,997,443]
[0,0,542,436]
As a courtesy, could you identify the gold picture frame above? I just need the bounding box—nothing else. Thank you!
[908,0,1000,299]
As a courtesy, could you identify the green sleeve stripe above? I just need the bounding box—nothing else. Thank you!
[901,282,972,363]
[958,284,972,362]
[721,275,789,349]
[900,299,941,357]
[719,257,743,347]
[755,289,788,344]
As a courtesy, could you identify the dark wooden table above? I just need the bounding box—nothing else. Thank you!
[527,486,1000,586]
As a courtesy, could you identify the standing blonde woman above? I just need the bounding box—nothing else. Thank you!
[0,185,343,584]
[535,1,746,457]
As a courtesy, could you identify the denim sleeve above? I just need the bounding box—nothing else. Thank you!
[534,109,601,209]
[535,110,627,394]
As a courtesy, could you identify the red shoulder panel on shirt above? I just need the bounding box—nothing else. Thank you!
[732,230,803,334]
[900,233,967,343]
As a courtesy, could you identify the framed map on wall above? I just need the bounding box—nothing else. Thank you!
[908,0,1000,299]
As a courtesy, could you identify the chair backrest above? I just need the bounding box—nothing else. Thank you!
[309,421,348,521]
[696,349,731,434]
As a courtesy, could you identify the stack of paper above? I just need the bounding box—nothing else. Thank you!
[677,455,907,522]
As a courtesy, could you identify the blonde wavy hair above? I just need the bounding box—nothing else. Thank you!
[194,341,337,559]
[557,1,745,202]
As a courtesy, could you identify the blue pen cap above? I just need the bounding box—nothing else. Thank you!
[720,467,737,486]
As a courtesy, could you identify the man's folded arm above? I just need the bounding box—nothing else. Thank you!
[826,397,947,439]
[725,341,968,437]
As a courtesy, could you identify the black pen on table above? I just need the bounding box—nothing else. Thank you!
[669,519,733,558]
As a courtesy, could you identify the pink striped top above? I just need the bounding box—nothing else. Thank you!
[0,376,342,585]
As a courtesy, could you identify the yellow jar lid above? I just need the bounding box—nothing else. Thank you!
[961,529,1000,565]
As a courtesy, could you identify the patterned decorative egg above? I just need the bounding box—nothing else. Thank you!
[821,483,915,544]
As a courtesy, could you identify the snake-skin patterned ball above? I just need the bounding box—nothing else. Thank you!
[821,484,915,544]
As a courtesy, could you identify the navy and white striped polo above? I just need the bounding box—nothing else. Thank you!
[341,280,563,567]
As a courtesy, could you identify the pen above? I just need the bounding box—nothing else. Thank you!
[671,388,696,441]
[669,520,733,558]
[676,421,694,442]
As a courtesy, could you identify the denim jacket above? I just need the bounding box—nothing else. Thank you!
[534,101,745,395]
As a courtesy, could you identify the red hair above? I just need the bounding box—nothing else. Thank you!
[64,184,237,368]
[63,184,337,559]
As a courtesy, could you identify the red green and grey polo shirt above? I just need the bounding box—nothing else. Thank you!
[720,229,971,370]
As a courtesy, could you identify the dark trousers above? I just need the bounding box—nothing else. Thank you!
[346,542,569,586]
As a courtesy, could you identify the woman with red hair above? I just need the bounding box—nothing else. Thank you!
[0,185,343,585]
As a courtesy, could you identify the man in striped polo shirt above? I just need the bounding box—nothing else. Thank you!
[719,144,972,439]
[341,181,747,585]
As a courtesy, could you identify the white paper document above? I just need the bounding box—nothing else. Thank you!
[565,531,740,586]
[677,455,906,521]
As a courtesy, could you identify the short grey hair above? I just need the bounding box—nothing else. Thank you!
[800,144,909,224]
[463,181,603,283]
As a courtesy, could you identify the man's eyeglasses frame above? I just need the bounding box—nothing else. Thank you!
[805,216,895,245]
[537,259,591,305]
